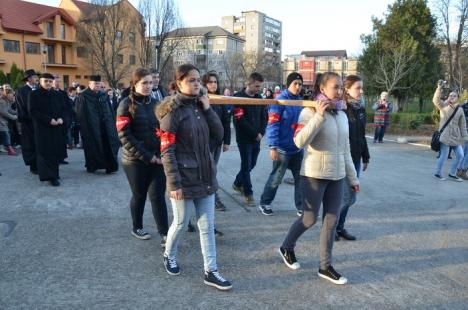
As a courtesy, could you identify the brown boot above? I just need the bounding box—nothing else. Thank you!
[458,169,468,180]
[6,146,17,156]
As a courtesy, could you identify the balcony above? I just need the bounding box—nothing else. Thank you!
[42,62,77,68]
[41,36,75,45]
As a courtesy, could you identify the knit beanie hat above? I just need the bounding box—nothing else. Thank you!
[286,72,303,88]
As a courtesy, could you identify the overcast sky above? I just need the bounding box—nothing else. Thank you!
[30,0,441,58]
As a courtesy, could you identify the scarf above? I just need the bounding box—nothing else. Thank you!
[348,98,363,110]
[315,93,345,113]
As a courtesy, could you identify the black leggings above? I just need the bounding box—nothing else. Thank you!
[123,161,168,235]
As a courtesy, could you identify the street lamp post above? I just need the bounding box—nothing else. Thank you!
[41,45,48,72]
[154,36,161,71]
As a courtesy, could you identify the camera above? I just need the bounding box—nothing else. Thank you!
[438,80,452,101]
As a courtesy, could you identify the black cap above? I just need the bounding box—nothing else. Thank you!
[90,75,101,82]
[40,73,55,80]
[286,72,303,88]
[23,69,38,81]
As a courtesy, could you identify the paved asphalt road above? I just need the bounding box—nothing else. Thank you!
[1,137,467,309]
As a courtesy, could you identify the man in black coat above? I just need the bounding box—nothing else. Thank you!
[15,69,39,173]
[150,69,167,102]
[29,73,67,186]
[75,75,120,174]
[53,75,71,164]
[232,72,268,205]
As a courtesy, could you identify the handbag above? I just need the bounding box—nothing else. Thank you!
[431,106,459,152]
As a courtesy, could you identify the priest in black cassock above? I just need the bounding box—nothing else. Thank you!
[75,75,119,174]
[28,73,67,186]
[15,69,39,174]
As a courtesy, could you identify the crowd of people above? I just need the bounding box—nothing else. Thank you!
[1,64,467,291]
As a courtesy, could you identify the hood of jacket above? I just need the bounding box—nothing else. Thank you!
[156,92,198,121]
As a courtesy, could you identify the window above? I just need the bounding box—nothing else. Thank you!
[218,50,224,55]
[129,55,135,65]
[328,61,333,71]
[3,40,20,53]
[77,46,88,58]
[47,22,54,38]
[116,31,123,40]
[75,75,81,79]
[46,45,55,63]
[129,32,135,43]
[60,24,65,39]
[25,42,40,54]
[84,75,89,79]
[117,54,123,64]
[61,46,66,64]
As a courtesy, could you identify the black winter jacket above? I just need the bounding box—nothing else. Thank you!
[210,103,231,148]
[156,93,223,199]
[232,89,268,144]
[345,103,370,164]
[117,95,161,165]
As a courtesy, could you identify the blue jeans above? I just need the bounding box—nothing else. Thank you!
[337,160,361,232]
[374,126,386,142]
[459,142,468,170]
[164,194,217,272]
[0,131,11,146]
[260,151,303,210]
[435,143,464,176]
[234,142,261,196]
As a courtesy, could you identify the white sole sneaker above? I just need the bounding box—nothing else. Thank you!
[259,205,274,216]
[204,280,233,291]
[448,175,463,182]
[278,248,301,270]
[131,230,151,240]
[317,272,348,285]
[433,174,446,181]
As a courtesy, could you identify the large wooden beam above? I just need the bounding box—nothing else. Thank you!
[208,95,342,109]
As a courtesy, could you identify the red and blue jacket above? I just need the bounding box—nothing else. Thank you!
[266,89,303,155]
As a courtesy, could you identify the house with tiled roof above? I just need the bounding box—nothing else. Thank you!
[0,0,143,88]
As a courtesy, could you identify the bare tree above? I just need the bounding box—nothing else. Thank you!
[222,52,244,91]
[76,0,137,88]
[435,0,468,91]
[137,0,184,82]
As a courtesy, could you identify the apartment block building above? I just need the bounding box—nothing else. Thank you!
[283,50,359,88]
[221,11,282,73]
[163,26,244,87]
[0,0,142,88]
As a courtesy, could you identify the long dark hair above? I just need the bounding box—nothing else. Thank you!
[169,64,200,93]
[129,68,151,113]
[202,71,220,95]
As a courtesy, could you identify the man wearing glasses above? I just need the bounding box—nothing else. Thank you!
[28,73,67,186]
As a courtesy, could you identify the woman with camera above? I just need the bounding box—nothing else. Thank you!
[433,81,467,181]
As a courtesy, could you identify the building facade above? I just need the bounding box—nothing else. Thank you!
[163,26,245,89]
[283,50,359,88]
[0,0,142,88]
[222,11,282,83]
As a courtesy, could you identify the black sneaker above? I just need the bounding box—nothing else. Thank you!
[318,266,347,285]
[448,174,463,182]
[160,235,167,248]
[50,179,60,186]
[204,270,232,291]
[163,255,180,275]
[131,228,151,240]
[337,229,356,241]
[259,205,274,216]
[214,228,223,237]
[60,160,69,165]
[187,221,196,232]
[232,183,243,194]
[278,247,300,270]
[215,200,227,211]
[434,174,446,181]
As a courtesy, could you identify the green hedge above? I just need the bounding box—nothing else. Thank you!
[366,112,435,129]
